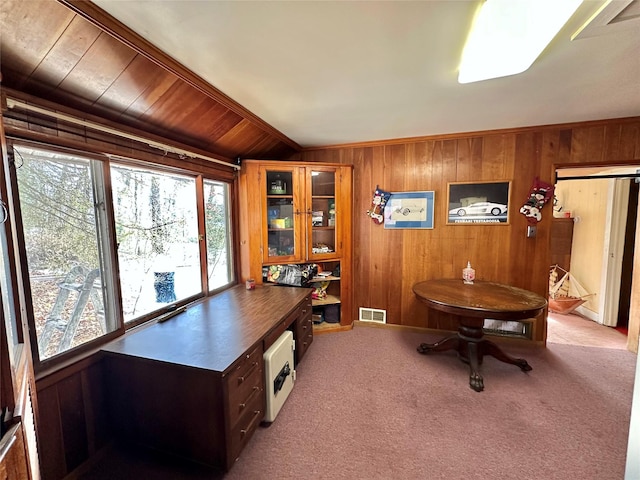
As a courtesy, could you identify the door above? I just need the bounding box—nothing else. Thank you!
[617,180,638,329]
[261,166,304,264]
[307,167,340,261]
[599,179,629,326]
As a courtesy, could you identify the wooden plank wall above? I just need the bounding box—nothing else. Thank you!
[36,356,108,480]
[301,118,640,342]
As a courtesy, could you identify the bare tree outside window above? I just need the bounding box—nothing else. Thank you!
[12,145,236,363]
[204,180,233,290]
[14,146,114,360]
[111,165,201,321]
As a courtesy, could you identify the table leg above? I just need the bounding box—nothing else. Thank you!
[481,339,532,372]
[417,334,459,354]
[458,322,485,392]
[467,341,484,392]
[416,318,530,392]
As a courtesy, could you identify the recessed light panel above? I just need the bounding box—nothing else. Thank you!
[458,0,584,83]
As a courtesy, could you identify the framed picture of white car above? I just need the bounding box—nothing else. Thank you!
[446,181,510,225]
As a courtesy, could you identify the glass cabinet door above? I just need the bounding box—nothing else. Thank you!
[264,168,299,262]
[309,169,338,260]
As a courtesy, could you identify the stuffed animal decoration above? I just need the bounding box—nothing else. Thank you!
[366,186,391,224]
[520,177,554,224]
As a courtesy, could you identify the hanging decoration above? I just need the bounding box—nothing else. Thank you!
[519,177,554,224]
[366,185,391,224]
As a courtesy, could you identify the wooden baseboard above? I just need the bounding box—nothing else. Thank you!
[313,322,353,334]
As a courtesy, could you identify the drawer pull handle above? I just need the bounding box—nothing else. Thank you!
[239,386,260,411]
[240,410,262,439]
[238,351,254,367]
[238,362,258,384]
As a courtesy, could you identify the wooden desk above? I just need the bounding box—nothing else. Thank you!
[413,279,547,392]
[102,284,312,470]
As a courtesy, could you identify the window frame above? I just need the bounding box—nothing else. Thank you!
[8,141,124,370]
[202,177,236,295]
[110,161,205,328]
[0,130,27,418]
[5,139,238,373]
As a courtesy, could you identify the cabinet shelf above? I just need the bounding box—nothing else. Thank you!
[312,294,341,306]
[311,275,340,282]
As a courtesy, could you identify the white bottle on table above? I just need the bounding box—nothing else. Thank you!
[463,261,475,284]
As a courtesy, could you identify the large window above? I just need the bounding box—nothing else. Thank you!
[13,146,117,361]
[10,143,236,366]
[111,164,202,321]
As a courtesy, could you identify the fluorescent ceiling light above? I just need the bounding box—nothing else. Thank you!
[458,0,584,83]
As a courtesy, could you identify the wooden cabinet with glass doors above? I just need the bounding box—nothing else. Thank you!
[238,160,352,328]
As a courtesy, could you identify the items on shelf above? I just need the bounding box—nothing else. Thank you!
[312,243,333,254]
[323,304,340,323]
[312,281,330,300]
[263,263,318,287]
[312,211,324,226]
[270,217,292,229]
[328,200,336,226]
[269,176,286,194]
[312,308,324,324]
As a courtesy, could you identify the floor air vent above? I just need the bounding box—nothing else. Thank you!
[359,307,387,324]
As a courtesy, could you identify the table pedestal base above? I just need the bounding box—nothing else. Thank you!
[417,317,531,392]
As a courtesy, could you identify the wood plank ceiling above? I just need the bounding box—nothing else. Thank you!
[0,0,301,163]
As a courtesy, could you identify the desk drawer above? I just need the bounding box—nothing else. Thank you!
[300,294,312,318]
[295,309,313,363]
[298,330,313,360]
[228,395,263,466]
[228,345,263,390]
[228,366,264,427]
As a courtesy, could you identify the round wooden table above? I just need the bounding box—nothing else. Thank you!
[413,279,547,392]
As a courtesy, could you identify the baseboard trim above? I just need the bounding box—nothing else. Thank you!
[575,305,599,323]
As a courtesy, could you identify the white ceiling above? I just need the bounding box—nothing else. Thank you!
[91,0,640,148]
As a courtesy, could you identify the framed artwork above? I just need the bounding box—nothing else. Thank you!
[383,191,435,229]
[446,181,511,225]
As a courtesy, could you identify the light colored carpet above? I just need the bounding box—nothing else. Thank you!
[227,325,635,480]
[547,311,628,349]
[80,320,636,479]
